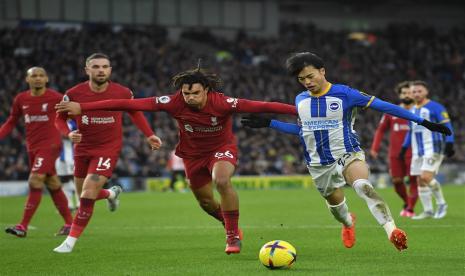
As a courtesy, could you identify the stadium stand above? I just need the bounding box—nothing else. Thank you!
[0,22,463,180]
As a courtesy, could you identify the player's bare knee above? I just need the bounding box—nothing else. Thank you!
[213,176,231,190]
[28,173,46,188]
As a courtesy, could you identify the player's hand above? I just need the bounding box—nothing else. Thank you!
[369,149,378,159]
[241,115,271,128]
[398,147,407,160]
[146,135,162,151]
[68,130,82,144]
[445,142,455,158]
[419,120,452,136]
[55,101,82,115]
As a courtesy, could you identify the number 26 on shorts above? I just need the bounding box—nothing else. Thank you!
[214,150,234,159]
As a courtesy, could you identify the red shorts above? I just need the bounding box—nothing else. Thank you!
[28,148,60,175]
[183,144,238,190]
[74,155,119,178]
[389,155,412,178]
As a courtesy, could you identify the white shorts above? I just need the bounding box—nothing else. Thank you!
[410,154,444,176]
[55,140,74,176]
[307,151,365,197]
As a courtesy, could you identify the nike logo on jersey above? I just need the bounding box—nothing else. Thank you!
[22,105,29,109]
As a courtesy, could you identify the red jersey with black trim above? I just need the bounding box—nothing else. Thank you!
[59,81,133,156]
[0,89,62,151]
[371,112,412,158]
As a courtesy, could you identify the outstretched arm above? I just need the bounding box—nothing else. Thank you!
[56,98,159,115]
[270,120,300,135]
[241,116,300,135]
[370,98,451,136]
[370,98,422,124]
[236,99,297,115]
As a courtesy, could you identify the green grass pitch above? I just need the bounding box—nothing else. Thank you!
[1,185,464,275]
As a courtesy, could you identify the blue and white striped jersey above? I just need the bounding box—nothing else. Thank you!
[270,83,424,166]
[405,100,454,157]
[295,84,373,165]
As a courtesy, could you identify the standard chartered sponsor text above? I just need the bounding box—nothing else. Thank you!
[90,117,115,124]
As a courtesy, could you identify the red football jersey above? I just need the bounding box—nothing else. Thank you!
[151,92,294,159]
[371,113,412,157]
[62,81,133,156]
[0,89,62,151]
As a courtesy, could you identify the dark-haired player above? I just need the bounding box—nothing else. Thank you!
[1,67,73,237]
[56,67,297,254]
[53,53,160,253]
[370,81,418,217]
[241,52,451,252]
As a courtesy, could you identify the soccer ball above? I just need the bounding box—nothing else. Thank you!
[259,240,297,269]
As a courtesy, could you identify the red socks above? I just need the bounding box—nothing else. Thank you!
[407,176,418,211]
[393,181,408,206]
[96,189,110,200]
[49,188,73,225]
[222,210,239,238]
[69,198,95,238]
[19,187,43,229]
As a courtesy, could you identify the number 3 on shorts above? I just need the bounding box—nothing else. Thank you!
[214,150,234,159]
[96,157,111,171]
[33,157,44,169]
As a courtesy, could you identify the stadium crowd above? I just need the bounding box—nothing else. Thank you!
[0,22,463,180]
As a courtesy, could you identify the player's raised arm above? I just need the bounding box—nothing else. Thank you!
[234,99,297,115]
[55,97,160,115]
